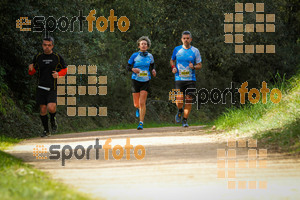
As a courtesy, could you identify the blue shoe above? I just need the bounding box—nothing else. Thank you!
[136,108,140,118]
[175,110,183,123]
[137,121,143,130]
[182,119,189,127]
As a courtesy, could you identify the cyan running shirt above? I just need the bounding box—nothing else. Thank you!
[128,51,154,82]
[171,45,202,81]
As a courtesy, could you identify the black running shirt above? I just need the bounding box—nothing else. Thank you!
[32,52,67,90]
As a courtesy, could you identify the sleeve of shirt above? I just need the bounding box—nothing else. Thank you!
[150,54,154,64]
[28,67,36,75]
[126,64,133,72]
[58,68,68,76]
[171,47,177,61]
[29,54,38,75]
[32,54,39,70]
[32,54,37,65]
[128,52,138,65]
[195,49,202,64]
[58,54,67,69]
[57,54,68,77]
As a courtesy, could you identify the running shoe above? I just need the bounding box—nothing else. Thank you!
[136,108,140,118]
[41,130,50,137]
[51,117,58,134]
[137,121,143,130]
[175,110,183,123]
[182,119,189,128]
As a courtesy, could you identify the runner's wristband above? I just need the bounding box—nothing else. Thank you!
[171,65,176,69]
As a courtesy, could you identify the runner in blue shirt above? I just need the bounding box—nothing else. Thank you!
[170,31,202,127]
[127,36,156,130]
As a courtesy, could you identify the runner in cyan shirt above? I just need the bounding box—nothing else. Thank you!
[170,31,202,127]
[127,36,156,130]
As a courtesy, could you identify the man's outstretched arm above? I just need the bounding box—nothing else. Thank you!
[170,59,177,74]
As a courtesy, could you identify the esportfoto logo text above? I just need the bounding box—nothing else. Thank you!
[16,9,130,35]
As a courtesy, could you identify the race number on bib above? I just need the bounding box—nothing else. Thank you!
[179,69,190,77]
[138,70,148,77]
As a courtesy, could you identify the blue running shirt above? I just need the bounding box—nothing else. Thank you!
[128,51,154,82]
[171,45,202,81]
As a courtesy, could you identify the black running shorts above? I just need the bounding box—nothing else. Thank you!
[36,88,57,105]
[175,81,196,96]
[131,79,150,93]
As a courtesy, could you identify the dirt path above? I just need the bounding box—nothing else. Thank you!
[5,126,300,200]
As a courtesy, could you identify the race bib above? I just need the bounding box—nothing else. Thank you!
[179,69,190,77]
[138,70,148,77]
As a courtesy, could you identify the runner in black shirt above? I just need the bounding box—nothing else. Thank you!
[29,37,67,137]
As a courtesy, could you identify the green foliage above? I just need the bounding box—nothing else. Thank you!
[0,135,21,151]
[0,0,299,138]
[214,69,300,153]
[214,71,289,130]
[214,102,274,130]
[254,119,300,153]
[0,150,97,200]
